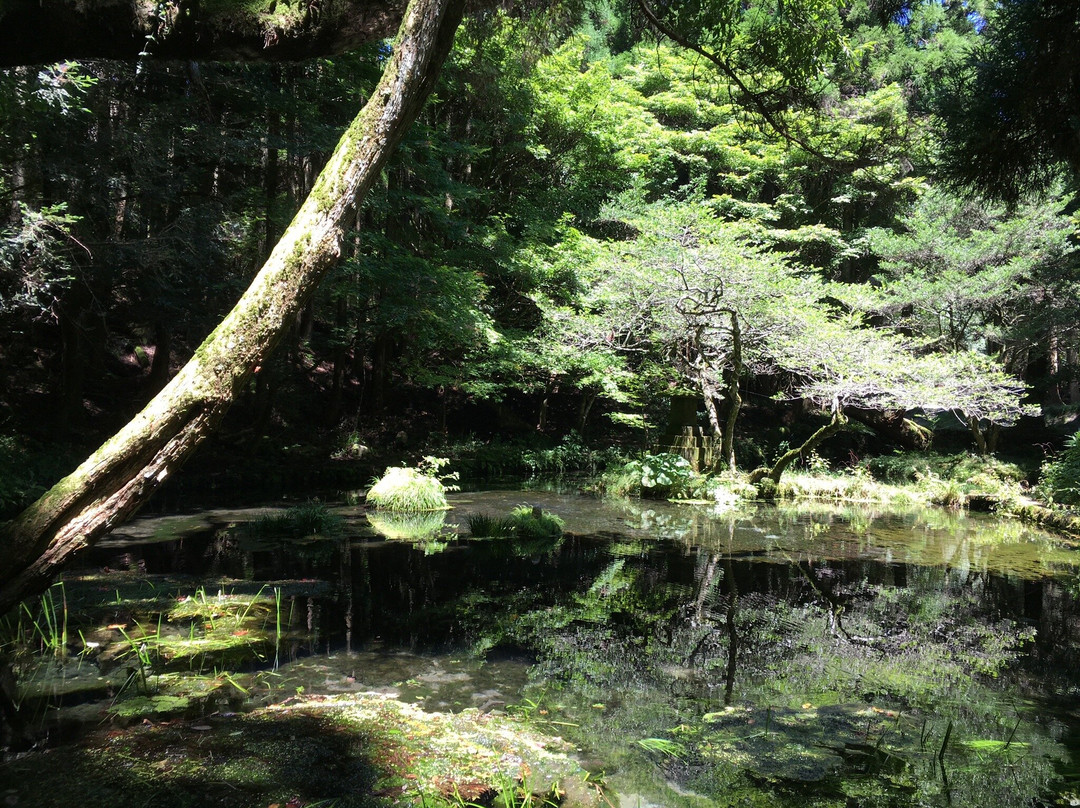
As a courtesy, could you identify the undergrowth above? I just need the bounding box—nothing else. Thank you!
[1037,432,1080,507]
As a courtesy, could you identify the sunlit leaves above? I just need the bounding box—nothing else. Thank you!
[0,203,81,314]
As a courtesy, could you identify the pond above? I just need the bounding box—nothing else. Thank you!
[4,490,1080,807]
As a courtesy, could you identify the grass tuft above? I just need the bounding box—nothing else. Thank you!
[367,467,450,511]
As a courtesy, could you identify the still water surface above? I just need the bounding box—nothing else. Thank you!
[13,491,1080,806]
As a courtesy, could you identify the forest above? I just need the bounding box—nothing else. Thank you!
[2,0,1080,805]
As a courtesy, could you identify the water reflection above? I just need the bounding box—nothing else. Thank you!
[11,493,1080,805]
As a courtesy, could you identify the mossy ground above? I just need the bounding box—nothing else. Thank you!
[0,693,599,808]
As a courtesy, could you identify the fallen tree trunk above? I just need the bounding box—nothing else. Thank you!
[0,0,414,66]
[0,0,466,617]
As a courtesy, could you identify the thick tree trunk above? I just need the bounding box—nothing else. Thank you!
[0,0,414,67]
[0,0,466,618]
[968,416,989,455]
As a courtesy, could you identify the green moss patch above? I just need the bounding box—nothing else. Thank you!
[0,693,600,808]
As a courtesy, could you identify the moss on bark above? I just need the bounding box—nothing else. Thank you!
[0,0,466,617]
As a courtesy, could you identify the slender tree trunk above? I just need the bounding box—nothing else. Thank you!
[538,374,557,431]
[721,311,742,472]
[147,322,172,394]
[749,404,847,486]
[578,388,598,435]
[0,0,466,617]
[328,295,350,425]
[1068,347,1080,404]
[1047,332,1064,407]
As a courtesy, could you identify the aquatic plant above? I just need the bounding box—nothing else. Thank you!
[466,507,563,540]
[636,736,686,758]
[367,509,449,540]
[367,457,458,511]
[506,506,564,540]
[19,582,68,657]
[244,500,344,538]
[116,623,156,694]
[465,512,513,538]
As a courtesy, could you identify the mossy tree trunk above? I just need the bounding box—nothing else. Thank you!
[0,0,415,66]
[748,403,848,488]
[0,0,466,618]
[720,310,742,473]
[967,416,1000,455]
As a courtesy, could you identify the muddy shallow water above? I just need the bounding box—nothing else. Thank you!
[5,491,1080,807]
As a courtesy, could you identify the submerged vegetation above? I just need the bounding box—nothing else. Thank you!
[2,692,594,808]
[3,493,1080,806]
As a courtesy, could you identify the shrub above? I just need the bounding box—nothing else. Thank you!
[624,452,698,499]
[596,452,709,499]
[1038,432,1080,506]
[864,451,1026,486]
[522,431,629,478]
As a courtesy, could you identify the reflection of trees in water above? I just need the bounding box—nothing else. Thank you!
[494,517,1069,807]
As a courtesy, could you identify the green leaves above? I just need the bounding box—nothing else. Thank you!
[0,202,81,313]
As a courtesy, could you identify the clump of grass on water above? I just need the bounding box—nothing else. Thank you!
[466,507,563,540]
[367,458,457,512]
[244,500,344,539]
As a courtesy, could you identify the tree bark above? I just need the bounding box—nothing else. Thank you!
[720,311,742,473]
[0,0,466,617]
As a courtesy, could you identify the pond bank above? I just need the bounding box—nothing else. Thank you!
[1,692,601,808]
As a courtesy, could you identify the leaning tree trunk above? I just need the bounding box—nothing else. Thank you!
[748,403,848,488]
[0,0,466,618]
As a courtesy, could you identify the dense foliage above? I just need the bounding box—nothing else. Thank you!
[1,0,1078,513]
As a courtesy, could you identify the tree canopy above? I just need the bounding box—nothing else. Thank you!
[933,0,1080,203]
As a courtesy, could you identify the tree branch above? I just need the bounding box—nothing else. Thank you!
[634,0,835,164]
[0,0,492,66]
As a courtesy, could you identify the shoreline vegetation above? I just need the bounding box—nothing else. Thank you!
[352,440,1080,541]
[575,444,1080,541]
